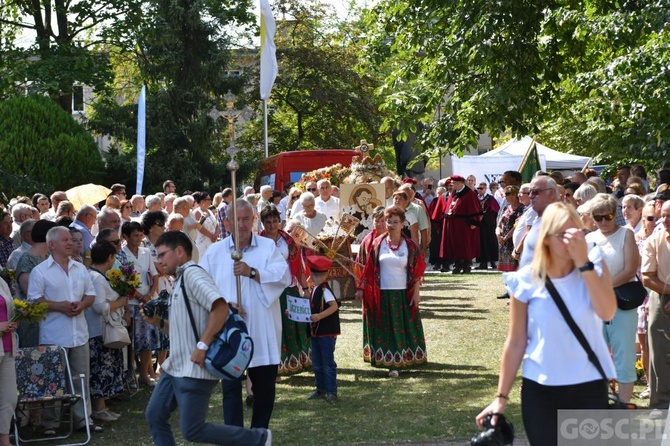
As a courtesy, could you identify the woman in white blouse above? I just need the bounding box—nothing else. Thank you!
[476,202,617,445]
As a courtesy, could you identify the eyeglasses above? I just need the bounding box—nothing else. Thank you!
[110,239,121,245]
[529,188,551,196]
[593,213,614,222]
[519,192,530,195]
[307,188,317,192]
[645,216,656,222]
[291,195,300,199]
[504,192,514,196]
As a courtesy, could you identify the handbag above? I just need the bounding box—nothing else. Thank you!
[545,278,636,410]
[102,307,131,349]
[181,266,254,380]
[614,275,647,311]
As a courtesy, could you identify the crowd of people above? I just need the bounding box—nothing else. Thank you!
[0,161,667,444]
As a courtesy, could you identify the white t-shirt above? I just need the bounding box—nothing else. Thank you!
[379,239,408,290]
[291,211,328,237]
[512,207,538,250]
[519,216,542,268]
[504,248,616,385]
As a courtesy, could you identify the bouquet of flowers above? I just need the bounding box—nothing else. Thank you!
[0,299,49,336]
[106,261,141,297]
[0,267,15,284]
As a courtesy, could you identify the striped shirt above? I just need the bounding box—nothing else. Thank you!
[161,261,223,380]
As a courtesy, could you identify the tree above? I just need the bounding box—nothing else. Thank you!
[361,0,670,164]
[0,95,105,195]
[89,0,255,193]
[0,0,144,112]
[237,0,389,158]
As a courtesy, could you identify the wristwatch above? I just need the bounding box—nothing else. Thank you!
[196,341,209,351]
[249,267,257,279]
[578,261,595,273]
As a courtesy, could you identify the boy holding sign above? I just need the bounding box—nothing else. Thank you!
[305,255,340,403]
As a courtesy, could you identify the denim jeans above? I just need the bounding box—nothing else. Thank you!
[311,336,337,394]
[146,372,267,446]
[222,364,278,429]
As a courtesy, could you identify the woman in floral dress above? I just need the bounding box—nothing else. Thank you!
[355,206,427,378]
[496,185,525,272]
[260,205,311,376]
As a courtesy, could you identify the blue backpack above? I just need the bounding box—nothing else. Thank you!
[181,266,254,380]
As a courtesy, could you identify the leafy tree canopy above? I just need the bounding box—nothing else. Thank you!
[361,0,670,165]
[0,95,104,196]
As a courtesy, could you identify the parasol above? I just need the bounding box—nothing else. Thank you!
[65,183,112,210]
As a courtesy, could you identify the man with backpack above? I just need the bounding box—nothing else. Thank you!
[143,231,271,446]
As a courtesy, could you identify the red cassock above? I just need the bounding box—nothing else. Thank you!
[431,186,482,260]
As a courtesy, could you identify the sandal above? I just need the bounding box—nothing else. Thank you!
[77,423,104,433]
[43,428,56,436]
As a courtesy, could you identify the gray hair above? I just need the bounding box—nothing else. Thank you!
[226,199,254,220]
[130,194,144,205]
[20,219,36,238]
[11,203,31,221]
[46,226,70,246]
[173,196,189,211]
[622,194,644,210]
[96,208,120,225]
[299,192,315,205]
[586,177,607,194]
[574,183,597,203]
[75,204,97,220]
[145,194,161,209]
[316,179,331,188]
[588,193,618,216]
[260,185,272,195]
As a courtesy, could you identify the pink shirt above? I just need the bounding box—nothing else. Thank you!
[0,298,12,354]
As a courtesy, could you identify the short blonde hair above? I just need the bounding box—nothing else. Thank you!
[588,193,617,216]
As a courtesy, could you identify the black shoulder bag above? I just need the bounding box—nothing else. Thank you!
[545,278,636,410]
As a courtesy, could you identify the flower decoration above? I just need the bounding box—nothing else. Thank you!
[107,260,141,297]
[0,267,15,284]
[0,299,48,336]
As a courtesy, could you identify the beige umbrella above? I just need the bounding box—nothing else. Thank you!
[65,183,112,210]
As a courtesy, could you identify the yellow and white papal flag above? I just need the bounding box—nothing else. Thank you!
[260,0,277,101]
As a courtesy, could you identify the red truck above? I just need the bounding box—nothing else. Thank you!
[255,149,358,191]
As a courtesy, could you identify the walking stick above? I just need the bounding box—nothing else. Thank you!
[227,148,243,309]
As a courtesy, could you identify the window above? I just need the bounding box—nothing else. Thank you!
[72,85,84,113]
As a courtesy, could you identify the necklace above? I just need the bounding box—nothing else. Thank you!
[387,237,402,252]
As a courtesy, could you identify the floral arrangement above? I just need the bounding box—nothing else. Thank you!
[342,153,397,184]
[0,299,49,336]
[0,267,14,284]
[300,164,351,187]
[107,261,141,297]
[636,358,645,380]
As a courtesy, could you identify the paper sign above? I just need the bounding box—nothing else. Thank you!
[287,295,311,323]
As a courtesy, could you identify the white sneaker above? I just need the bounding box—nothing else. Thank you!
[264,429,272,446]
[639,387,651,399]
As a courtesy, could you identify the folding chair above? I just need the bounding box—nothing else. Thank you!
[13,345,91,445]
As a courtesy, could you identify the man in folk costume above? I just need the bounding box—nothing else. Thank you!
[431,175,482,274]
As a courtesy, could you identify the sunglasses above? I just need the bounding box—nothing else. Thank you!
[307,188,317,192]
[645,216,656,222]
[593,213,614,222]
[291,195,300,199]
[529,188,551,196]
[504,192,515,196]
[477,187,485,190]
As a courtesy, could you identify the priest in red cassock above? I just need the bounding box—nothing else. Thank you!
[431,175,483,274]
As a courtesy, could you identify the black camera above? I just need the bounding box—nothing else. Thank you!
[143,290,170,320]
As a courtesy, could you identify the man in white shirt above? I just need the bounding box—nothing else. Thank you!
[518,176,559,268]
[28,226,97,432]
[315,179,340,220]
[257,186,273,213]
[144,231,271,445]
[7,219,34,270]
[381,176,397,208]
[41,191,68,221]
[418,177,436,207]
[200,200,290,430]
[10,203,32,247]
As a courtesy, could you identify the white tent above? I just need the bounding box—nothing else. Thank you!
[480,136,591,171]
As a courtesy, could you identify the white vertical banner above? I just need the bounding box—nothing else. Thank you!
[259,0,277,101]
[136,86,146,195]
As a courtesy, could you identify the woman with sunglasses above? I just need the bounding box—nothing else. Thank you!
[585,193,640,403]
[284,187,302,221]
[635,202,656,398]
[120,199,133,225]
[496,186,524,272]
[476,202,616,445]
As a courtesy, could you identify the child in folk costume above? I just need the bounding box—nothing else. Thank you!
[305,255,340,403]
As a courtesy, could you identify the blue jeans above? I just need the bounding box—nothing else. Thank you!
[311,336,337,394]
[146,372,267,446]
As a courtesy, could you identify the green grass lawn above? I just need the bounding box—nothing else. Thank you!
[37,272,649,445]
